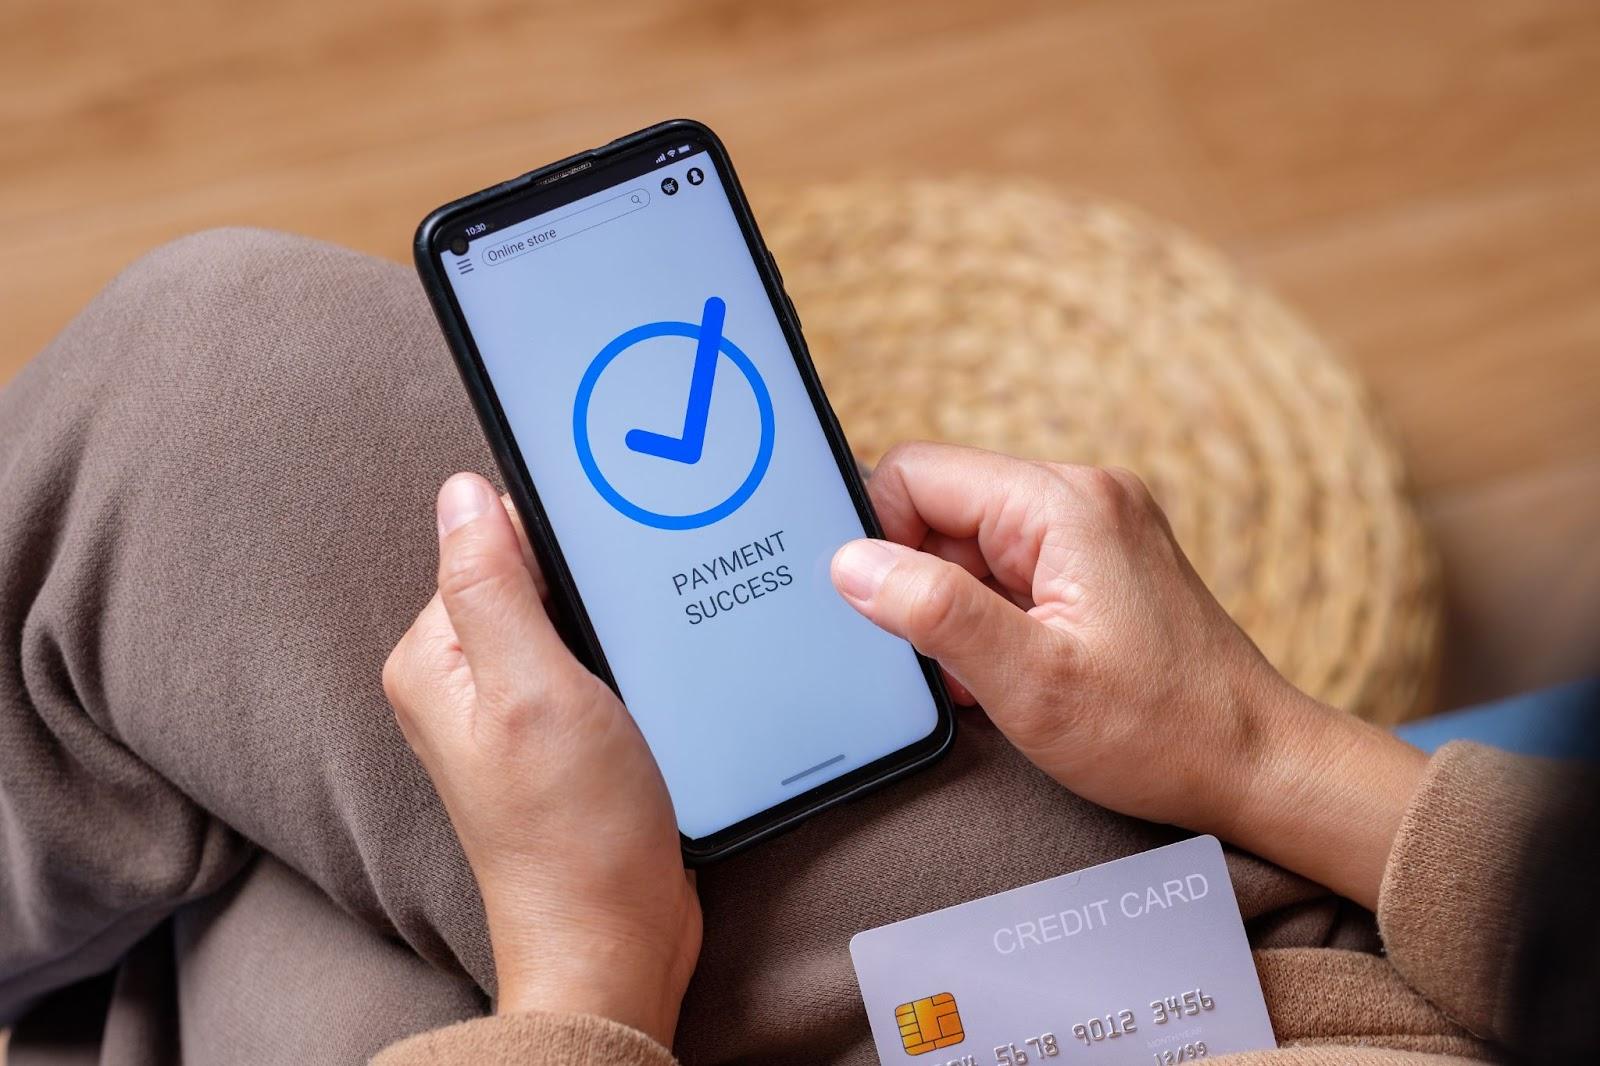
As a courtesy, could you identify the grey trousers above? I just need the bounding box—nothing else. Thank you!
[0,230,1346,1065]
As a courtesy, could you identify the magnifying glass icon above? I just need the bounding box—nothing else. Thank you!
[630,193,642,205]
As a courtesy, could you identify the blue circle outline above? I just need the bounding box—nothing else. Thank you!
[573,320,774,531]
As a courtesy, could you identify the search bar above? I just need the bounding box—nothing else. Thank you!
[481,189,650,267]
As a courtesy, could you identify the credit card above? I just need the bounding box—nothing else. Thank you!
[851,836,1274,1065]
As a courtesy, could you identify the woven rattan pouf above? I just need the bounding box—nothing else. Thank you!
[761,181,1439,726]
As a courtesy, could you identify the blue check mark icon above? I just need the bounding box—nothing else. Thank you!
[623,296,726,465]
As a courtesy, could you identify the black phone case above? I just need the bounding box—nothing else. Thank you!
[413,118,954,863]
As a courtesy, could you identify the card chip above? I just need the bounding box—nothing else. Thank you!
[895,992,964,1055]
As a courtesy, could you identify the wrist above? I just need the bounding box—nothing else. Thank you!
[1215,674,1338,840]
[1219,675,1427,908]
[494,934,685,1048]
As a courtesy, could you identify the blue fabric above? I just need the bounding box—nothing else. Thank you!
[1396,677,1600,759]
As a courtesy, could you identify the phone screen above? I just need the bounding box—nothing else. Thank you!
[437,141,942,843]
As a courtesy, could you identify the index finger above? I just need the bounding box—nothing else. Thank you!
[866,442,1067,598]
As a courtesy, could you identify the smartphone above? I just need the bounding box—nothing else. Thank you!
[414,119,954,862]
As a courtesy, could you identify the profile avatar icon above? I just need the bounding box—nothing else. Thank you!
[686,167,705,186]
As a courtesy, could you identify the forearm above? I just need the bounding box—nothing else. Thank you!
[1216,682,1428,910]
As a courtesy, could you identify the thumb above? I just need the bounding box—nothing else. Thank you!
[435,473,576,694]
[831,538,1051,702]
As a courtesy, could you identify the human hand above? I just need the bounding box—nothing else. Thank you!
[831,443,1424,907]
[383,473,700,1045]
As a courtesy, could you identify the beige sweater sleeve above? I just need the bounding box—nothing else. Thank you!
[1375,740,1570,1043]
[370,1010,677,1066]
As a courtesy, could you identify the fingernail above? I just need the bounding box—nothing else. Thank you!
[437,474,493,538]
[833,539,904,601]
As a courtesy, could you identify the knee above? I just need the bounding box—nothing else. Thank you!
[116,226,316,303]
[68,227,459,451]
[22,227,481,536]
[100,227,433,382]
[109,228,336,325]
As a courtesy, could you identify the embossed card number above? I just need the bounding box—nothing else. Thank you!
[851,838,1275,1065]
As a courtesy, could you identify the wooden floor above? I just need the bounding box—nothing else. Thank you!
[2,0,1597,708]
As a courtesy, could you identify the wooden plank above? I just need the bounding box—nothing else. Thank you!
[0,1,1187,369]
[1133,0,1600,237]
[1244,162,1600,494]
